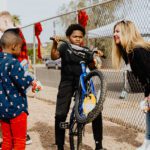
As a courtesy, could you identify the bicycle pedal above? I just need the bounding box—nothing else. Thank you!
[70,132,78,136]
[73,132,78,136]
[60,122,69,129]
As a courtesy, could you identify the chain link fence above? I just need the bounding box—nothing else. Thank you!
[21,0,149,132]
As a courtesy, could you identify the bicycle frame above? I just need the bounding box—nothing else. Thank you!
[69,61,99,150]
[79,61,96,115]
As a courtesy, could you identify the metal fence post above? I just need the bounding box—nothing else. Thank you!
[33,25,36,79]
[76,0,79,23]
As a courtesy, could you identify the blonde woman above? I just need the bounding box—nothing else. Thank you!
[112,20,150,150]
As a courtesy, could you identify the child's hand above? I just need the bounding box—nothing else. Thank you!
[94,50,106,59]
[96,50,104,57]
[52,36,62,44]
[31,80,42,93]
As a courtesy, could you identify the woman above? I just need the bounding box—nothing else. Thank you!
[112,20,150,150]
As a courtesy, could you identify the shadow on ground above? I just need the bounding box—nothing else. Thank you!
[29,122,93,150]
[86,124,142,148]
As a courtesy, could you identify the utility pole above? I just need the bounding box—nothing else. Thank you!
[53,20,56,35]
[75,0,79,23]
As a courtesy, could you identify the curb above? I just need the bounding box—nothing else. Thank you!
[27,86,58,103]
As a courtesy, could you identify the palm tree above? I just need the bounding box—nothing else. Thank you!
[12,15,21,27]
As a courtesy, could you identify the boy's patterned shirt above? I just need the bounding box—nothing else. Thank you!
[0,53,33,119]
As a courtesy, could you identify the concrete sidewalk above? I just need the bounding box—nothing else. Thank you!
[27,86,58,103]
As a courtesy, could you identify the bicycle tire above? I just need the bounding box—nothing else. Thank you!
[75,69,107,124]
[69,120,83,150]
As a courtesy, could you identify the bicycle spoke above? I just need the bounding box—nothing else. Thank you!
[90,75,102,103]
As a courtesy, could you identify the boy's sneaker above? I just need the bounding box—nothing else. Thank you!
[26,134,32,145]
[57,145,64,150]
[95,141,107,150]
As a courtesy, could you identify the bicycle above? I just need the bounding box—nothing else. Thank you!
[50,37,107,150]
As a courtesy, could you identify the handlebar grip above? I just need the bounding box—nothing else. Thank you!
[49,37,64,42]
[50,37,54,40]
[102,55,106,59]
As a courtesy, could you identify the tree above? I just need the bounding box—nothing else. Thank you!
[86,0,124,59]
[12,15,21,27]
[58,0,87,29]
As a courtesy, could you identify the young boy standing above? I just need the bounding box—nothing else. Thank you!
[0,11,32,146]
[0,28,40,150]
[51,24,105,150]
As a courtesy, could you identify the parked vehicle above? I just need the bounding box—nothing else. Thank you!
[45,58,61,69]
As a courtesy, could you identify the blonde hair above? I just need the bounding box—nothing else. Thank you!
[112,20,150,69]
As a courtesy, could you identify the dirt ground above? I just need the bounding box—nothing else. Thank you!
[21,97,144,150]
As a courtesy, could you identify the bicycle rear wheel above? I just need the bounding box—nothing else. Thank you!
[75,70,107,123]
[69,119,83,150]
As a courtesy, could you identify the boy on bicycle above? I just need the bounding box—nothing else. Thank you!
[51,24,105,150]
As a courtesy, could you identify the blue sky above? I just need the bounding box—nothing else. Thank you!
[0,0,71,26]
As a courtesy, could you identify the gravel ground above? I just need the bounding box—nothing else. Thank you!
[24,97,144,150]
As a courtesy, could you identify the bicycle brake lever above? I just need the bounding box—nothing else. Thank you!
[50,37,54,40]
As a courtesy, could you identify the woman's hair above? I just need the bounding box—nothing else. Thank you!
[0,28,22,49]
[66,24,85,36]
[112,20,150,69]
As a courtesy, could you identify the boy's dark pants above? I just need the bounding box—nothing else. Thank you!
[55,79,103,146]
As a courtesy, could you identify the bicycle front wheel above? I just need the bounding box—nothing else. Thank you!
[75,70,107,124]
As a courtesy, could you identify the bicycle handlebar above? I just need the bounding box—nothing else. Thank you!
[50,37,89,51]
[50,37,69,45]
[50,37,95,62]
[50,37,106,57]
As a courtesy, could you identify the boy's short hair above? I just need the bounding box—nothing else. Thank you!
[0,28,22,49]
[66,24,85,36]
